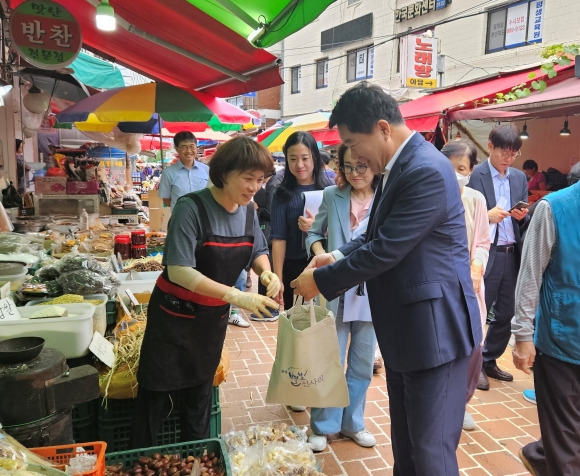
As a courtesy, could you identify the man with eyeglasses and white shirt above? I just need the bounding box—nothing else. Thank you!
[467,124,530,391]
[158,131,209,209]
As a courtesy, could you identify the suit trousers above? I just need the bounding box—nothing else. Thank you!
[524,352,580,476]
[386,355,469,476]
[482,251,518,366]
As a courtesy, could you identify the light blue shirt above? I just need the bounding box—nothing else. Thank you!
[489,161,516,245]
[158,160,209,209]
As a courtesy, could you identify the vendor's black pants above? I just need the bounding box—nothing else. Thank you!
[131,379,213,448]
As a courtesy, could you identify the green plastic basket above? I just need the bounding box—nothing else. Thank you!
[97,387,221,453]
[71,400,98,443]
[105,439,230,476]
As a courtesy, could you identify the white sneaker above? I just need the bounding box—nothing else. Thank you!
[463,411,476,431]
[340,429,376,447]
[307,433,327,452]
[290,405,306,412]
[228,308,249,327]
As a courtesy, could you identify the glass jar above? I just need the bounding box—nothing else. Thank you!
[131,244,147,259]
[114,235,131,260]
[131,229,147,246]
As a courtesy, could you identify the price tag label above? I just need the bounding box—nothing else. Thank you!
[0,297,22,321]
[89,331,116,368]
[125,289,140,307]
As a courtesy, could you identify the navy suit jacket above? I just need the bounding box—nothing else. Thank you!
[467,160,530,274]
[314,133,481,372]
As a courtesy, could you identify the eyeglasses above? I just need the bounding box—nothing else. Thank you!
[341,163,368,175]
[178,144,197,150]
[498,149,521,160]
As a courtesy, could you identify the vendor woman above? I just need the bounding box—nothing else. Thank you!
[132,136,281,448]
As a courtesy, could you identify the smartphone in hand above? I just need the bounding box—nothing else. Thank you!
[509,201,530,212]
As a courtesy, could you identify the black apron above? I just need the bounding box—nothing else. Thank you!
[137,194,255,391]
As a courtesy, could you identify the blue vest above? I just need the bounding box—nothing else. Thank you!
[535,181,580,364]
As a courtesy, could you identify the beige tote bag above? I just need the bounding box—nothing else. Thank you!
[266,300,349,408]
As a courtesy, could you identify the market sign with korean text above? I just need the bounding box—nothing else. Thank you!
[405,35,438,88]
[10,0,81,69]
[395,0,448,22]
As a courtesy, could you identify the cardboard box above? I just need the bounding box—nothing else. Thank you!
[66,181,100,195]
[34,176,67,195]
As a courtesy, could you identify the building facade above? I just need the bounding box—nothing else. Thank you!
[281,0,579,118]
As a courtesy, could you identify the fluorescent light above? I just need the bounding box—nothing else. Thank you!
[96,0,116,31]
[247,24,266,46]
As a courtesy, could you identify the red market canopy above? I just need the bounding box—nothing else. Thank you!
[399,64,575,131]
[6,0,284,97]
[449,69,580,121]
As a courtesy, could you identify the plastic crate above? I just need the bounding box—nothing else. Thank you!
[72,400,98,443]
[30,441,107,476]
[105,439,230,476]
[97,387,221,453]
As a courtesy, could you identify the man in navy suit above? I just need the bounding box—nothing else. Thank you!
[291,82,481,476]
[467,125,530,391]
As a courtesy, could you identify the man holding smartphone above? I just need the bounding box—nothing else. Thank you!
[467,124,530,390]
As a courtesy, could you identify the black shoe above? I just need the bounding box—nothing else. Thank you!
[519,448,538,476]
[484,364,513,382]
[477,370,490,391]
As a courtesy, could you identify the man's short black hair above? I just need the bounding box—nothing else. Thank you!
[319,149,331,165]
[522,159,538,171]
[173,131,197,148]
[488,124,522,151]
[329,81,404,134]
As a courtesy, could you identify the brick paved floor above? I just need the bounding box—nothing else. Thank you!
[220,277,538,476]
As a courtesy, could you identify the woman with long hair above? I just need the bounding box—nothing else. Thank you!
[270,131,333,312]
[305,144,381,451]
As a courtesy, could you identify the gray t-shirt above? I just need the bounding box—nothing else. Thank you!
[162,188,268,269]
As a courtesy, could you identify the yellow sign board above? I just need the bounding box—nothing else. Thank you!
[406,77,437,88]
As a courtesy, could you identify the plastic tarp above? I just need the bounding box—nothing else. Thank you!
[71,52,125,90]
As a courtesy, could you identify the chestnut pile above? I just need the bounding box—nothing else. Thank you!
[105,451,225,476]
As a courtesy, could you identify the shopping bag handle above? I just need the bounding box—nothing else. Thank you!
[289,295,317,327]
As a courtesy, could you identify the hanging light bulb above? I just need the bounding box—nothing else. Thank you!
[23,85,50,114]
[560,117,571,136]
[96,0,116,31]
[520,122,529,139]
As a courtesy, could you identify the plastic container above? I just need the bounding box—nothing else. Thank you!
[131,244,147,259]
[26,294,107,337]
[116,271,162,282]
[114,235,131,260]
[0,262,28,291]
[30,441,106,476]
[0,303,95,358]
[105,440,229,476]
[130,229,146,245]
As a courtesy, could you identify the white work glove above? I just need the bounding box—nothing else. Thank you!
[222,287,279,319]
[260,271,281,298]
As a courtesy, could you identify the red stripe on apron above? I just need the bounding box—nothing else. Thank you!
[203,241,254,247]
[156,275,228,307]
